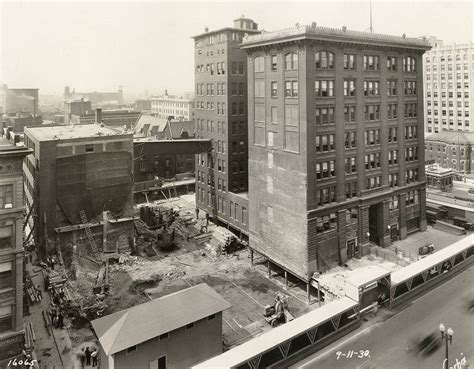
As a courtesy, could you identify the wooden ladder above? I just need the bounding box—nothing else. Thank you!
[79,210,100,259]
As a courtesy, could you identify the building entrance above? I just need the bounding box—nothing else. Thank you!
[368,204,382,245]
[347,238,359,258]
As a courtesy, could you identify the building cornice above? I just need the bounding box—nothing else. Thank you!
[241,24,431,52]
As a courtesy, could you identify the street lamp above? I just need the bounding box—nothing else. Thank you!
[439,323,454,369]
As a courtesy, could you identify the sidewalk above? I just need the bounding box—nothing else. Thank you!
[25,255,73,369]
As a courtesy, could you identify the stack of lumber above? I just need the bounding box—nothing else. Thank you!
[24,321,36,351]
[26,285,41,303]
[208,227,238,254]
[48,269,67,288]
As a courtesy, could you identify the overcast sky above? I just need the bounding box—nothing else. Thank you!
[1,0,472,99]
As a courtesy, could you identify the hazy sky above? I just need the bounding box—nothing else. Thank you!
[1,0,472,98]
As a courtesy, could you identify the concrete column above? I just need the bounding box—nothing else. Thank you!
[336,210,347,265]
[419,187,428,232]
[359,205,370,254]
[380,56,389,187]
[399,193,408,239]
[397,52,406,186]
[335,49,346,202]
[356,51,366,194]
[307,283,311,304]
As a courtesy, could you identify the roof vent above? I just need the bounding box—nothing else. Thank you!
[204,27,209,33]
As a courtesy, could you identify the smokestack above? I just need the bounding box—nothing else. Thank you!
[204,27,209,32]
[95,108,102,124]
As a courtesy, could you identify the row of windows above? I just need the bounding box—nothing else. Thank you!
[256,52,418,73]
[427,99,469,107]
[426,119,471,130]
[405,147,419,162]
[427,109,470,117]
[426,63,471,72]
[426,72,470,80]
[426,53,471,62]
[426,91,470,99]
[196,119,227,135]
[365,153,381,170]
[196,62,226,75]
[426,144,467,156]
[0,184,13,209]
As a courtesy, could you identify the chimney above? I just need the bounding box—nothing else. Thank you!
[204,27,209,33]
[95,108,102,124]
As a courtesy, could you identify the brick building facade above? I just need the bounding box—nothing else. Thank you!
[0,139,32,367]
[242,24,430,281]
[193,17,260,234]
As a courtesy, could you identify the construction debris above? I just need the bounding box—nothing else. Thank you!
[24,321,36,352]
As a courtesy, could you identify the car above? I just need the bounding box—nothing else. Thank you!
[468,188,474,194]
[415,332,442,357]
[419,243,435,256]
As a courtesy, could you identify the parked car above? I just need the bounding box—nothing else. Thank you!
[418,243,435,256]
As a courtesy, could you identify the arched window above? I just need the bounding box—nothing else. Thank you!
[447,55,452,61]
[285,52,298,70]
[456,54,461,61]
[315,51,334,69]
[254,56,265,73]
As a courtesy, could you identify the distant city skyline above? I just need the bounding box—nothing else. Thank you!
[1,0,472,98]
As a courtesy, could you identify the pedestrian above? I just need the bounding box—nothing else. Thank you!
[77,348,86,369]
[28,252,33,264]
[91,349,98,367]
[85,346,91,366]
[58,312,64,329]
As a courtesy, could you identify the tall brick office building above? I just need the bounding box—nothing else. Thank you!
[242,24,430,282]
[193,17,260,233]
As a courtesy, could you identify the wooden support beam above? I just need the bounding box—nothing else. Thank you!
[307,283,311,304]
[285,271,288,290]
[267,260,271,278]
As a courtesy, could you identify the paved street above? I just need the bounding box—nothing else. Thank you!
[293,265,474,369]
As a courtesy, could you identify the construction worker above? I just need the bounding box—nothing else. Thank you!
[274,295,285,324]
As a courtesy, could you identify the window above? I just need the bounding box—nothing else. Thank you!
[158,355,167,369]
[365,129,380,145]
[285,81,298,97]
[366,175,382,189]
[238,62,244,75]
[387,80,397,95]
[0,226,13,251]
[364,55,379,71]
[271,55,277,71]
[316,160,336,179]
[316,134,336,152]
[231,62,237,74]
[231,83,237,96]
[0,185,13,209]
[159,333,169,341]
[315,80,334,97]
[344,106,356,123]
[0,261,12,291]
[364,80,380,96]
[315,188,337,207]
[345,156,357,173]
[345,181,358,199]
[404,103,417,118]
[208,314,216,321]
[404,81,417,95]
[388,150,398,165]
[344,79,356,97]
[0,305,12,334]
[315,51,334,69]
[315,107,335,125]
[284,105,299,152]
[255,80,265,98]
[365,105,380,121]
[404,56,417,72]
[254,56,265,72]
[271,82,277,98]
[389,195,399,210]
[387,56,397,71]
[344,131,356,149]
[388,103,397,119]
[85,144,94,152]
[285,52,298,70]
[344,54,356,70]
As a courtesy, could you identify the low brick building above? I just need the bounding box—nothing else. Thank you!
[92,283,231,369]
[425,130,474,174]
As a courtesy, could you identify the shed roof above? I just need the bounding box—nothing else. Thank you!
[92,283,231,355]
[344,265,391,288]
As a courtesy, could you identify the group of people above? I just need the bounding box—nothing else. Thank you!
[77,346,99,368]
[49,304,65,329]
